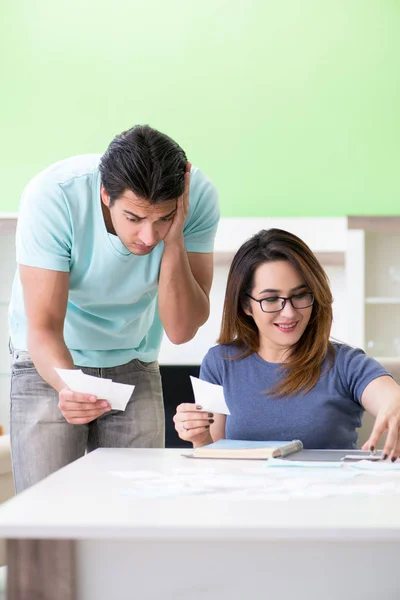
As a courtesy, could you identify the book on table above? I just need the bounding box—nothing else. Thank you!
[191,439,303,460]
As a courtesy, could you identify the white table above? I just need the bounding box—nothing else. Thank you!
[0,448,399,600]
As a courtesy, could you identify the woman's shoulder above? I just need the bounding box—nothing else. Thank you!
[200,343,253,385]
[203,343,244,362]
[327,340,390,402]
[202,343,255,370]
[330,340,368,360]
[329,340,386,372]
[330,340,357,356]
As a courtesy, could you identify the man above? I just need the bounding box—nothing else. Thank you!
[9,124,220,492]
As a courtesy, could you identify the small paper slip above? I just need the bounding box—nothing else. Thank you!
[55,368,134,411]
[342,454,382,462]
[189,376,230,415]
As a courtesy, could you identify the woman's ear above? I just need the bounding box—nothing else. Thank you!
[242,300,253,317]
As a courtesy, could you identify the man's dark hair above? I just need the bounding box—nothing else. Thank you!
[99,125,187,205]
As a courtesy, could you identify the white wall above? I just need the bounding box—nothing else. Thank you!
[159,263,348,365]
[326,265,348,343]
[159,263,229,365]
[159,217,349,364]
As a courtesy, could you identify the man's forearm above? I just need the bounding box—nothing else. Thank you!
[27,329,75,392]
[158,241,210,344]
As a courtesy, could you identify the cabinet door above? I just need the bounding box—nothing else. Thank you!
[365,232,400,360]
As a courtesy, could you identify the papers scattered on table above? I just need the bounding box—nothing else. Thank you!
[110,461,400,499]
[189,377,230,415]
[347,459,400,471]
[266,458,400,471]
[55,368,134,411]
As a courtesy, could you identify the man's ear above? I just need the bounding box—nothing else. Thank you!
[100,185,110,207]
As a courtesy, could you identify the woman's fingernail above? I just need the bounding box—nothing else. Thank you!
[392,457,397,463]
[383,454,388,460]
[209,419,214,424]
[196,405,203,410]
[205,425,210,429]
[369,445,375,453]
[208,413,214,418]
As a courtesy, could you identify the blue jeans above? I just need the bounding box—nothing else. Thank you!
[10,349,165,493]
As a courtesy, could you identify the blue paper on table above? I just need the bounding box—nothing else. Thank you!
[191,439,303,459]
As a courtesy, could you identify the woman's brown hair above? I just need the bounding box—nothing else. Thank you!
[217,228,334,397]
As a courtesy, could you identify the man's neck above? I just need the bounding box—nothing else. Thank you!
[101,198,116,235]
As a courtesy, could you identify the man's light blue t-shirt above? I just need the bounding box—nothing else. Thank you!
[9,155,220,367]
[200,342,389,449]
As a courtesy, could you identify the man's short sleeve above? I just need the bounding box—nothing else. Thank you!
[16,181,72,272]
[183,167,220,253]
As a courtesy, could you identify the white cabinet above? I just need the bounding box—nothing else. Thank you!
[347,217,400,361]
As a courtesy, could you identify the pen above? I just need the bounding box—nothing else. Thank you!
[279,439,303,457]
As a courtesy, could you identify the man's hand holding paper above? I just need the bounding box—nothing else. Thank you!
[55,368,135,425]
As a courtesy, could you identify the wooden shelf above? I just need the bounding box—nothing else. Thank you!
[365,297,400,305]
[348,216,400,232]
[214,250,345,267]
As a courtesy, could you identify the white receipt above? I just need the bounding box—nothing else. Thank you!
[342,454,382,462]
[55,368,134,411]
[189,376,230,415]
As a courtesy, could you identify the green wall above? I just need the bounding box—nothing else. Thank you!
[1,1,400,216]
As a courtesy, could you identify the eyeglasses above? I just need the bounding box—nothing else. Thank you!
[246,292,315,313]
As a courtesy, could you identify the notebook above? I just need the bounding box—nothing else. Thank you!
[191,439,303,460]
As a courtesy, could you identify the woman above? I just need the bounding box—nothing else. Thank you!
[173,228,400,459]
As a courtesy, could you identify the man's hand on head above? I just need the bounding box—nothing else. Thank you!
[163,162,191,247]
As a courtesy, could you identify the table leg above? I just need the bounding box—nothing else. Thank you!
[6,539,76,600]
